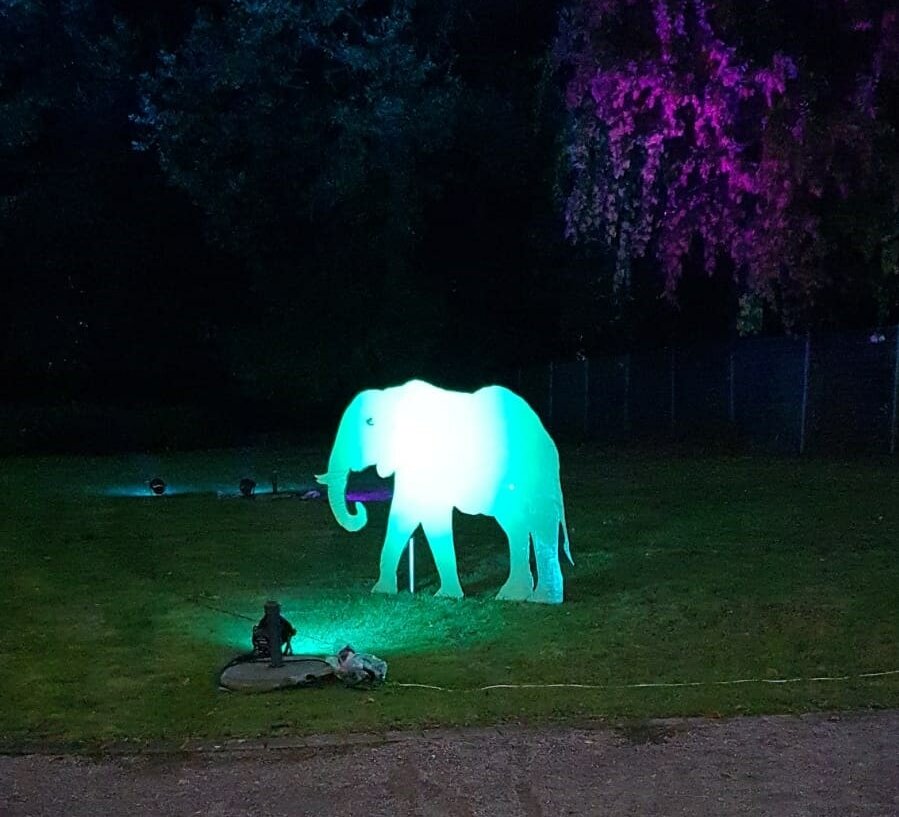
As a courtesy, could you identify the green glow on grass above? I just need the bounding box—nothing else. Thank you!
[201,594,506,656]
[317,380,572,603]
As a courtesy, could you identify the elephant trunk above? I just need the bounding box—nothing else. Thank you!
[315,457,368,533]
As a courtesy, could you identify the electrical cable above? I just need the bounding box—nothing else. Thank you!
[394,669,899,693]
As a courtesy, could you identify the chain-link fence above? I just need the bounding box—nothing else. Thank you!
[511,326,899,455]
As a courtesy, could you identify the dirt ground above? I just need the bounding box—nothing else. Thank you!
[2,711,898,816]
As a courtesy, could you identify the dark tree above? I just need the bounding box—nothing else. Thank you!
[133,0,460,404]
[0,0,237,413]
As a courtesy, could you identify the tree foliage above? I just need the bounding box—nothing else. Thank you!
[0,0,141,377]
[133,0,457,263]
[1,0,133,216]
[130,0,461,401]
[555,0,899,327]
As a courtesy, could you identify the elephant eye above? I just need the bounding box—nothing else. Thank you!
[365,417,374,426]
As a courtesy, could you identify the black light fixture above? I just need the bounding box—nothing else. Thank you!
[149,477,166,496]
[239,477,257,498]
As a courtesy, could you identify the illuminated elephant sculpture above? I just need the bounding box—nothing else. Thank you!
[316,379,572,603]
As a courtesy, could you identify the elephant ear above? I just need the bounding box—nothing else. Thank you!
[374,411,399,479]
[373,384,409,478]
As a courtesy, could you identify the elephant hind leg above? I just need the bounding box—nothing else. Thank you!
[529,521,564,604]
[495,520,533,601]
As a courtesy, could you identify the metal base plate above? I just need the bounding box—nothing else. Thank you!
[219,655,336,692]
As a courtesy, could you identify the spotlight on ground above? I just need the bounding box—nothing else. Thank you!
[239,478,257,498]
[149,477,166,496]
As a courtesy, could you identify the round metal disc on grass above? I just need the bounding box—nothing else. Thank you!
[219,655,336,692]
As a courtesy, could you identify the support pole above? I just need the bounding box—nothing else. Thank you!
[408,537,415,594]
[264,600,283,668]
[799,332,811,454]
[891,326,899,455]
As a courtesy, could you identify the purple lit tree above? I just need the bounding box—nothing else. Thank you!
[555,0,899,327]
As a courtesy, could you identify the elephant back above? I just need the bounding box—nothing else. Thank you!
[472,384,563,494]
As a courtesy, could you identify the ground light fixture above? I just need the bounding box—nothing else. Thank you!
[149,477,166,496]
[239,478,257,497]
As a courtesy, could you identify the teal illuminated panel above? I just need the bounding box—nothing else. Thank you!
[317,380,572,603]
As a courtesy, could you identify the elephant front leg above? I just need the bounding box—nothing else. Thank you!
[372,512,417,595]
[421,512,464,599]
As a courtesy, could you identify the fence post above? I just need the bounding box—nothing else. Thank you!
[548,361,554,429]
[799,332,811,454]
[669,347,676,433]
[728,349,736,424]
[890,326,899,455]
[623,354,631,435]
[583,358,590,436]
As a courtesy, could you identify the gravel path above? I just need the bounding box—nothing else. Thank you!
[2,711,898,816]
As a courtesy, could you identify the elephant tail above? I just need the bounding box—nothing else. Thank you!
[559,502,573,566]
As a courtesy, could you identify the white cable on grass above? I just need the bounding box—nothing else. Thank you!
[393,669,899,693]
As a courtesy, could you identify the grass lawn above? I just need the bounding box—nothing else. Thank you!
[1,444,897,748]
